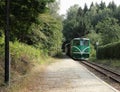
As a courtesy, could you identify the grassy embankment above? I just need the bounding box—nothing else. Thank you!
[0,39,60,91]
[89,43,120,73]
[92,59,120,73]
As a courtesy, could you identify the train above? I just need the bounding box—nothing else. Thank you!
[65,38,90,60]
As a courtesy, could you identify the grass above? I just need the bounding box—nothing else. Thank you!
[3,57,60,92]
[0,40,60,91]
[94,59,120,68]
[90,58,120,74]
[89,44,120,70]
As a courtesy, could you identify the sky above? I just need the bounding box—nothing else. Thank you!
[59,0,120,15]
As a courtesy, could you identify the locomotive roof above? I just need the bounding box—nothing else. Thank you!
[73,38,89,40]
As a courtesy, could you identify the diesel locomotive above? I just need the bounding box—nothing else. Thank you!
[65,38,90,60]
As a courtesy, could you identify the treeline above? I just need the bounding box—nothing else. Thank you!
[63,1,120,46]
[0,0,63,56]
[0,0,64,86]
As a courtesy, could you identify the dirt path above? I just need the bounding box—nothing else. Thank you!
[23,58,119,92]
[11,58,118,92]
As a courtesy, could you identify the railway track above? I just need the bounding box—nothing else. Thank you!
[80,61,120,83]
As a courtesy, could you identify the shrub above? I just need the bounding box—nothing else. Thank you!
[0,40,47,83]
[97,41,120,59]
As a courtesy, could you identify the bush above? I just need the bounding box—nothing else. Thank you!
[9,41,42,75]
[0,40,48,84]
[97,41,120,59]
[90,44,96,59]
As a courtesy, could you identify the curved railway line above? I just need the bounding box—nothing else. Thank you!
[79,60,120,83]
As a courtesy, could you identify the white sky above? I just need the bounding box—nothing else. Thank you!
[59,0,120,15]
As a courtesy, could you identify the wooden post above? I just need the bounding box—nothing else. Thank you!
[5,0,10,85]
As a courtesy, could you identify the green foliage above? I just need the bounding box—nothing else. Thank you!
[0,40,48,84]
[67,5,79,20]
[0,0,55,42]
[63,19,78,41]
[63,1,120,43]
[28,14,63,56]
[94,59,120,72]
[0,0,63,57]
[48,0,63,20]
[0,0,63,87]
[96,17,120,45]
[63,2,120,60]
[87,31,102,45]
[89,44,96,60]
[10,41,43,63]
[108,1,117,11]
[63,5,80,41]
[99,1,106,10]
[83,3,88,14]
[63,4,92,42]
[0,34,4,45]
[97,41,120,59]
[10,42,39,75]
[114,6,120,23]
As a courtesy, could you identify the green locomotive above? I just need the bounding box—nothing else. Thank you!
[65,38,90,59]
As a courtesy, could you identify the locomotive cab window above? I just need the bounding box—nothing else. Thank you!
[84,40,89,46]
[80,40,84,46]
[73,40,80,46]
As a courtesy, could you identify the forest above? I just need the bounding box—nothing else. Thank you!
[0,1,120,62]
[63,1,120,59]
[63,1,120,44]
[0,0,120,90]
[0,0,63,56]
[0,0,64,87]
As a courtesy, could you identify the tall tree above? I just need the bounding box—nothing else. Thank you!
[90,2,94,10]
[48,0,64,21]
[114,6,120,23]
[83,3,88,14]
[95,17,120,44]
[108,1,117,11]
[77,7,84,16]
[0,0,55,42]
[28,13,63,56]
[99,1,106,10]
[63,5,79,41]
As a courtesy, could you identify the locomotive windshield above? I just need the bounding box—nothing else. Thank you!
[84,40,89,46]
[80,40,84,46]
[73,39,89,46]
[73,40,80,46]
[80,40,89,46]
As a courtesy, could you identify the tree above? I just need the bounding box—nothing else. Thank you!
[62,5,79,41]
[62,1,120,46]
[114,6,120,23]
[99,1,106,10]
[0,1,5,30]
[67,4,79,20]
[87,31,102,45]
[77,7,84,16]
[28,14,63,56]
[0,0,55,42]
[83,3,88,14]
[108,1,117,11]
[76,5,91,37]
[47,0,64,21]
[95,17,120,45]
[90,2,94,10]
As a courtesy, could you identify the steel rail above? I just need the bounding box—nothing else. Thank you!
[80,61,120,83]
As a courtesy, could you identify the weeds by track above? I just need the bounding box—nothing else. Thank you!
[79,61,120,83]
